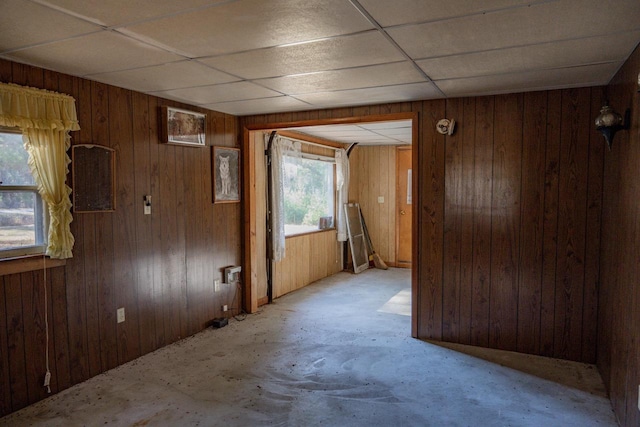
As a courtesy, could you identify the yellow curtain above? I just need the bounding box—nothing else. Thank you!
[0,82,80,259]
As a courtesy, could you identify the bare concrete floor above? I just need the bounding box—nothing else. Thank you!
[1,268,616,426]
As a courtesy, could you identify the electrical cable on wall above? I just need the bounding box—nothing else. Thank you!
[42,255,51,393]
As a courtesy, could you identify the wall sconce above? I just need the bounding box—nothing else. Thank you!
[595,104,630,150]
[436,118,456,135]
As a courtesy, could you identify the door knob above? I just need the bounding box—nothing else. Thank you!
[400,210,406,215]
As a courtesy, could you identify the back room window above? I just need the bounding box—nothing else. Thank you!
[283,155,335,236]
[0,129,47,258]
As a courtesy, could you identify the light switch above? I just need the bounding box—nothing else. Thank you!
[377,196,384,204]
[117,307,125,323]
[144,195,151,215]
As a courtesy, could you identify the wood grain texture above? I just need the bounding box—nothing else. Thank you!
[489,94,523,351]
[516,91,546,355]
[417,99,446,340]
[597,43,640,427]
[470,96,494,348]
[240,91,604,364]
[540,90,562,357]
[443,97,464,342]
[272,231,341,298]
[0,59,241,415]
[458,97,476,345]
[348,145,397,265]
[554,88,589,361]
[0,276,10,416]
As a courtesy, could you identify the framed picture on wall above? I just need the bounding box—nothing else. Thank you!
[160,106,206,147]
[213,147,240,203]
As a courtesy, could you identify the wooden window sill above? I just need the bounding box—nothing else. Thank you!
[285,228,336,239]
[0,255,66,276]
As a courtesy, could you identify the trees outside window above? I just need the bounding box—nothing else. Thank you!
[282,156,334,236]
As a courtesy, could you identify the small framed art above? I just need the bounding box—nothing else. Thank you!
[213,147,240,203]
[160,106,206,147]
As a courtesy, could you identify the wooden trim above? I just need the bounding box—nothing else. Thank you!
[0,256,66,276]
[243,128,258,314]
[396,146,412,271]
[277,130,347,149]
[242,111,419,322]
[245,112,417,131]
[410,112,419,338]
[257,296,269,306]
[285,228,336,239]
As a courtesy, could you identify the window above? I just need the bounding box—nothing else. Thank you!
[0,129,47,258]
[283,154,335,236]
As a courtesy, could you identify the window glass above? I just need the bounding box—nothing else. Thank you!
[0,130,46,257]
[283,155,335,236]
[0,132,35,185]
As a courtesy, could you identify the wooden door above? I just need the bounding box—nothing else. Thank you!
[396,147,412,268]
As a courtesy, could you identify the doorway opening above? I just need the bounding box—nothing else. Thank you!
[242,112,418,336]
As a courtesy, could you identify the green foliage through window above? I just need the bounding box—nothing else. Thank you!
[283,155,334,235]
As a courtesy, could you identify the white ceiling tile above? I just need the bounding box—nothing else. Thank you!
[35,0,227,27]
[417,31,640,80]
[388,0,640,59]
[123,0,373,58]
[255,62,425,95]
[0,0,100,52]
[202,96,312,116]
[359,121,411,130]
[88,60,239,92]
[436,62,621,97]
[286,120,413,145]
[359,0,538,27]
[301,125,365,133]
[154,81,282,105]
[296,82,440,107]
[199,31,405,79]
[4,31,183,76]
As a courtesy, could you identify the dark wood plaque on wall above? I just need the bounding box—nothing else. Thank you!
[72,144,116,212]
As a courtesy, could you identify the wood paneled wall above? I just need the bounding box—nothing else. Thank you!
[274,231,341,298]
[598,43,640,427]
[0,59,241,416]
[348,145,398,266]
[241,88,604,364]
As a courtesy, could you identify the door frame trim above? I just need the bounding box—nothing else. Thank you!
[242,112,419,337]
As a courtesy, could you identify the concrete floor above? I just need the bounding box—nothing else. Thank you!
[1,268,616,426]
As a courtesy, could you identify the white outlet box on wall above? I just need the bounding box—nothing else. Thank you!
[117,307,125,323]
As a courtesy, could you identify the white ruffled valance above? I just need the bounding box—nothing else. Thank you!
[0,82,79,259]
[0,82,80,131]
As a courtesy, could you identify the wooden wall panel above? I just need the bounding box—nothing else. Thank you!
[540,90,562,357]
[348,145,397,266]
[470,96,494,348]
[0,59,242,416]
[443,97,464,342]
[554,88,590,361]
[241,89,604,365]
[516,91,547,355]
[597,43,640,427]
[273,231,341,299]
[417,99,446,340]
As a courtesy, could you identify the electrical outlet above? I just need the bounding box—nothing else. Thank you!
[117,307,125,323]
[222,305,228,312]
[214,279,220,292]
[377,196,384,204]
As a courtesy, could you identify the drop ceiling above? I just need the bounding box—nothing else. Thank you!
[1,0,639,119]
